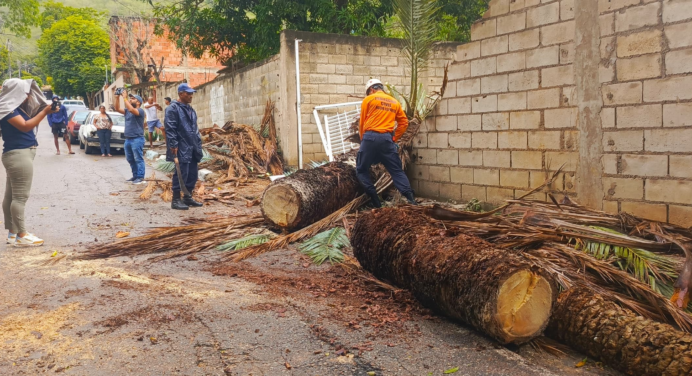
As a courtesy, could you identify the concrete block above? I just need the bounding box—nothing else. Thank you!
[310,74,329,83]
[486,0,511,16]
[528,131,561,149]
[498,131,528,149]
[471,57,497,76]
[603,130,644,152]
[602,153,619,174]
[602,82,642,105]
[436,115,458,131]
[529,171,550,188]
[665,48,692,75]
[428,133,449,148]
[497,52,526,73]
[670,156,692,178]
[336,85,355,94]
[498,92,527,111]
[616,54,662,81]
[457,78,481,96]
[602,200,619,214]
[481,35,509,56]
[439,183,463,201]
[512,150,544,169]
[418,180,440,198]
[449,132,472,148]
[316,64,336,74]
[541,65,574,87]
[599,63,615,83]
[665,21,692,49]
[663,103,692,127]
[508,70,540,91]
[416,148,437,164]
[380,56,398,66]
[437,149,459,165]
[545,151,578,171]
[617,29,662,58]
[526,46,560,68]
[462,185,487,201]
[409,163,429,180]
[458,115,483,131]
[483,150,511,168]
[472,131,499,148]
[451,167,474,183]
[621,154,668,177]
[500,169,530,187]
[645,128,692,152]
[474,169,500,185]
[472,95,498,113]
[600,13,615,36]
[560,43,575,64]
[457,42,481,61]
[510,111,541,129]
[459,150,484,166]
[620,201,668,222]
[541,21,575,46]
[448,97,472,115]
[669,205,692,227]
[471,19,497,41]
[429,165,451,182]
[615,2,661,32]
[511,0,541,12]
[528,88,561,109]
[561,0,575,20]
[544,107,578,128]
[662,0,692,24]
[616,104,662,128]
[527,2,560,28]
[449,62,472,80]
[413,134,428,148]
[643,76,692,102]
[487,187,515,202]
[603,177,644,200]
[509,29,540,52]
[481,75,509,93]
[598,0,638,12]
[482,112,511,131]
[646,179,692,204]
[497,12,527,35]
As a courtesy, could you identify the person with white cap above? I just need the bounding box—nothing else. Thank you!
[164,83,204,210]
[356,78,417,207]
[114,89,146,184]
[0,78,58,246]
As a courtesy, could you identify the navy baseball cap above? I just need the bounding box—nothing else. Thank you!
[178,83,196,93]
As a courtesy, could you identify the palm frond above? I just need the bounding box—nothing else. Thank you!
[217,234,273,252]
[298,227,349,265]
[153,159,176,173]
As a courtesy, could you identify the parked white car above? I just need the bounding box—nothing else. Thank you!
[62,100,88,114]
[78,111,126,154]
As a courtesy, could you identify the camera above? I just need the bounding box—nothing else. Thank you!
[51,101,60,111]
[115,87,124,96]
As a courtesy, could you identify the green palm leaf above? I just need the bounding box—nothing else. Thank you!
[298,227,349,265]
[217,234,272,252]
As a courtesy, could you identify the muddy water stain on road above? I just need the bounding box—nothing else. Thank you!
[0,121,616,375]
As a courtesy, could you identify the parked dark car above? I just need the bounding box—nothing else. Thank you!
[67,110,90,144]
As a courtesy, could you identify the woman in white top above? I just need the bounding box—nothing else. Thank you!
[94,105,113,157]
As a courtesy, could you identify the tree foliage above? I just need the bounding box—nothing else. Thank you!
[39,1,107,31]
[0,0,41,37]
[151,0,486,65]
[38,16,110,107]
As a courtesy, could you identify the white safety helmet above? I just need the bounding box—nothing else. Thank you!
[365,78,383,93]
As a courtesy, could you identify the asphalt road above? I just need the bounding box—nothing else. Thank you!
[0,119,616,375]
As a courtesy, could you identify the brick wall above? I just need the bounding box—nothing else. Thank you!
[416,0,692,226]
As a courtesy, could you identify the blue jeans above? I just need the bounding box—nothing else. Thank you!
[124,137,145,179]
[96,129,111,155]
[356,131,414,203]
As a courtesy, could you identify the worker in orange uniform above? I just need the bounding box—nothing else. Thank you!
[356,78,417,207]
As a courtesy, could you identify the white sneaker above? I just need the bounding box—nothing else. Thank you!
[15,233,44,247]
[6,232,16,244]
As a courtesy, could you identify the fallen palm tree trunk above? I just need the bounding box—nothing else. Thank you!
[261,162,363,230]
[350,208,556,344]
[546,287,692,376]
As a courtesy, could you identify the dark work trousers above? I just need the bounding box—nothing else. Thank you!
[356,131,414,206]
[172,160,198,196]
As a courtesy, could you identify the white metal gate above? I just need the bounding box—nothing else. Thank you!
[312,101,362,161]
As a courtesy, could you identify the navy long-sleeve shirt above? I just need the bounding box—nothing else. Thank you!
[47,105,68,126]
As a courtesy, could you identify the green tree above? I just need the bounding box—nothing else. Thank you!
[0,0,41,37]
[39,1,106,31]
[38,15,110,108]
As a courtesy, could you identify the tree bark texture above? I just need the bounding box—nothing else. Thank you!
[260,162,363,230]
[351,208,556,344]
[546,287,692,376]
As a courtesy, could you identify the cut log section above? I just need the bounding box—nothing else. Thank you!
[547,287,692,376]
[261,162,363,230]
[351,208,556,344]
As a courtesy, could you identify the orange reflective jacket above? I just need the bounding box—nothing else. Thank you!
[359,91,409,142]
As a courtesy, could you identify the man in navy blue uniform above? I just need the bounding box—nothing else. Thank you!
[165,83,204,210]
[46,95,73,155]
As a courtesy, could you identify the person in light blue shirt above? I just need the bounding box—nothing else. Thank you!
[46,95,73,155]
[114,90,146,184]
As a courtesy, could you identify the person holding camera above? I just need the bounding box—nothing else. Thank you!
[47,95,73,155]
[114,89,146,184]
[0,78,58,246]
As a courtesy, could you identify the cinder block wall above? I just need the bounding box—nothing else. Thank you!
[415,0,692,226]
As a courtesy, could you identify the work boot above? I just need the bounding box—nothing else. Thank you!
[368,193,382,209]
[171,192,189,211]
[183,195,203,207]
[404,193,418,205]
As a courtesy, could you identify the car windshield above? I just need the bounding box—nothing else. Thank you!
[74,111,90,123]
